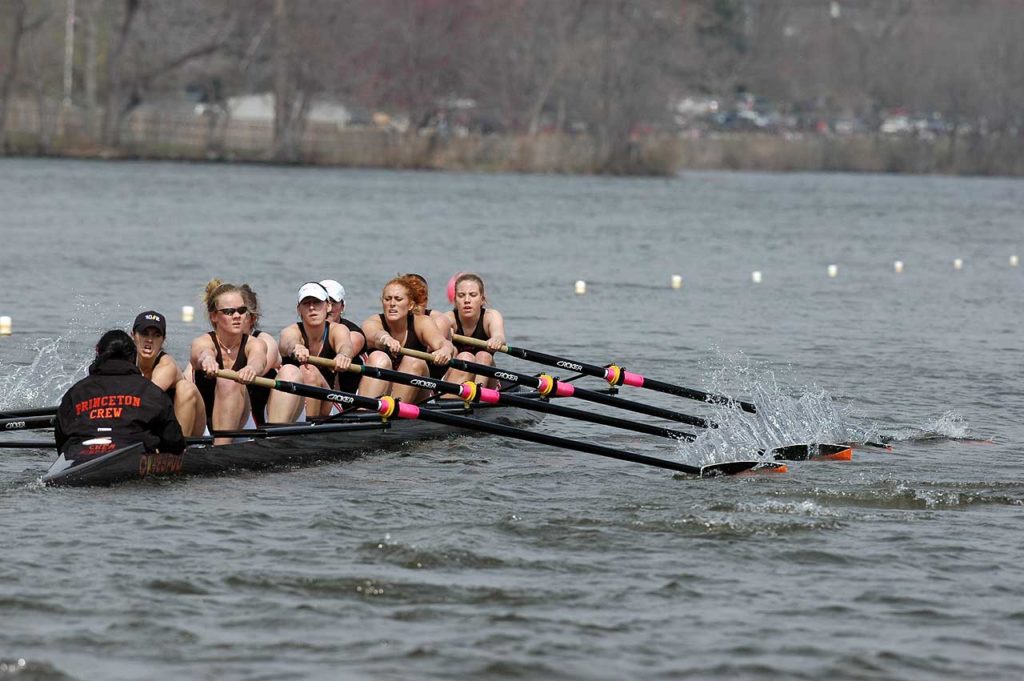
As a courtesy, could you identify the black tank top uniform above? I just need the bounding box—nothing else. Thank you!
[378,312,448,379]
[283,322,339,387]
[453,307,493,355]
[151,350,178,399]
[333,318,366,394]
[245,329,278,426]
[338,318,368,363]
[195,332,249,423]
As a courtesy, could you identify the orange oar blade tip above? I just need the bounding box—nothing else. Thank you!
[736,462,787,476]
[814,446,853,461]
[808,445,853,461]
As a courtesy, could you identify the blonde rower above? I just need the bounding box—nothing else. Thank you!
[132,310,207,437]
[443,274,506,388]
[190,280,300,444]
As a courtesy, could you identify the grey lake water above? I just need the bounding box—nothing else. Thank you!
[1,158,1023,680]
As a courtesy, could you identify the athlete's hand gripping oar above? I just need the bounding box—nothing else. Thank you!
[304,356,698,441]
[0,414,56,431]
[216,370,782,477]
[454,334,757,413]
[397,348,714,428]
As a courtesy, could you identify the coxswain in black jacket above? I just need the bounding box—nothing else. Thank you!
[55,330,186,457]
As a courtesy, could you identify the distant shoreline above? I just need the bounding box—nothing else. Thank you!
[3,106,1022,178]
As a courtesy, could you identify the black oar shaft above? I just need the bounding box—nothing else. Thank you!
[401,348,711,428]
[1,415,55,431]
[454,334,757,413]
[413,407,704,475]
[0,406,58,419]
[500,393,694,439]
[305,356,696,440]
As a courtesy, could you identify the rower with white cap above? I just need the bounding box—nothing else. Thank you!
[320,279,368,396]
[279,282,354,417]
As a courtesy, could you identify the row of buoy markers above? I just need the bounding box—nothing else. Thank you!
[571,255,1020,293]
[0,255,1018,331]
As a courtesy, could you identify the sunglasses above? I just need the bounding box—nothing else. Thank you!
[217,306,249,316]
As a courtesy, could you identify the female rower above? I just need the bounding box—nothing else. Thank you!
[405,273,455,342]
[320,278,368,396]
[132,310,207,437]
[238,284,304,425]
[443,273,506,388]
[403,273,455,379]
[190,280,295,444]
[360,276,453,401]
[279,282,353,417]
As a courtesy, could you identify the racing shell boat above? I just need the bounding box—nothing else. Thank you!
[42,387,545,487]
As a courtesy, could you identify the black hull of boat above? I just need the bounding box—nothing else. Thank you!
[42,395,544,487]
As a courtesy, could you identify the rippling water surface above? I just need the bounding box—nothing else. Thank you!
[1,159,1023,680]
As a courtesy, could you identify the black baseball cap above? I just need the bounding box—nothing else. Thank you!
[132,310,166,336]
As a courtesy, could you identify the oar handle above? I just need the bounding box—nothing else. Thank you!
[399,347,444,363]
[217,370,278,390]
[452,334,508,353]
[305,356,362,374]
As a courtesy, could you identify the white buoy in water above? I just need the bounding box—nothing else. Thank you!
[1011,255,1019,267]
[827,264,838,278]
[182,305,195,323]
[670,274,682,289]
[953,258,964,270]
[751,271,763,284]
[574,280,587,295]
[894,260,904,274]
[0,316,10,336]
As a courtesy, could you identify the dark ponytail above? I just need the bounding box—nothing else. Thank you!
[91,329,137,372]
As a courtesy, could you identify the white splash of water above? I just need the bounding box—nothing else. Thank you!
[675,349,877,465]
[922,411,971,439]
[0,301,128,410]
[0,336,87,410]
[881,410,980,443]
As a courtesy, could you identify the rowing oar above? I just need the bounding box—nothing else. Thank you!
[396,348,714,428]
[1,415,55,431]
[0,406,58,419]
[307,356,851,462]
[453,334,758,413]
[304,356,698,440]
[216,370,783,477]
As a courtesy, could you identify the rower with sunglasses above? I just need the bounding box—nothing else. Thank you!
[279,282,354,418]
[190,279,303,444]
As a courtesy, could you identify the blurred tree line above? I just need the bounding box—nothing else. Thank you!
[0,0,1022,172]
